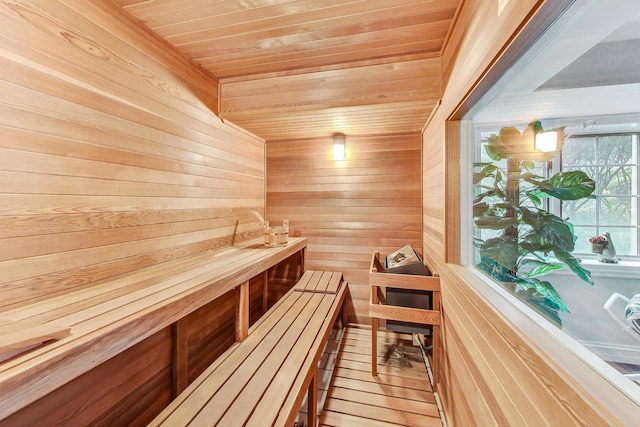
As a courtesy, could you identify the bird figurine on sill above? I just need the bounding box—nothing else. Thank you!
[599,231,619,263]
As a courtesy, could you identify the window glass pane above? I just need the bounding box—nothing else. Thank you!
[599,166,634,196]
[561,134,639,257]
[572,226,596,254]
[563,197,596,225]
[605,228,636,256]
[563,137,596,166]
[600,196,634,226]
[598,135,634,166]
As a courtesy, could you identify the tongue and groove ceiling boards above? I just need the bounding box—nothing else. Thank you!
[113,0,461,139]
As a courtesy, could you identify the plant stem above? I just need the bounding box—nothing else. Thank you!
[506,158,520,275]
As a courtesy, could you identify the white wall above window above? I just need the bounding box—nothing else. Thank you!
[468,0,640,128]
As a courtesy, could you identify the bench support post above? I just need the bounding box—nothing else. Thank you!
[235,280,250,341]
[307,369,318,427]
[371,285,379,376]
[173,318,189,397]
[262,269,269,314]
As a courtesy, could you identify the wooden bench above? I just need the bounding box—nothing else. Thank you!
[149,270,348,427]
[0,237,306,420]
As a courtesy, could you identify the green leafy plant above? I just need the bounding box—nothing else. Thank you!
[474,121,596,325]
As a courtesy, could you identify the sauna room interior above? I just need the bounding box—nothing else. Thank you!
[1,0,640,426]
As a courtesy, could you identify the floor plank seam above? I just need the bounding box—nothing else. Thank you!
[417,332,447,427]
[314,326,444,427]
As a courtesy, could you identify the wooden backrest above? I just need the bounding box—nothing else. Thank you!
[0,1,266,310]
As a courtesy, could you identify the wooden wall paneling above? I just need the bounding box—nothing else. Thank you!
[444,120,460,263]
[252,273,267,325]
[0,1,219,129]
[221,58,442,140]
[117,0,459,79]
[0,327,173,427]
[0,0,268,422]
[0,0,266,310]
[267,133,422,324]
[441,265,640,425]
[61,0,221,114]
[422,114,446,260]
[266,252,304,309]
[444,331,494,426]
[440,0,541,99]
[424,0,640,424]
[185,289,236,384]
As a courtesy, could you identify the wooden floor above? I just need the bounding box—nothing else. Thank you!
[315,327,442,427]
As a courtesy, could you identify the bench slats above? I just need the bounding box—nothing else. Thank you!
[0,237,307,421]
[325,271,343,294]
[292,270,316,292]
[294,270,343,294]
[150,270,347,427]
[148,291,308,426]
[203,293,329,426]
[269,283,346,426]
[0,319,70,361]
[156,291,324,426]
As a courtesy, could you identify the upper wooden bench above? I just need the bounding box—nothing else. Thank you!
[149,270,347,427]
[0,237,306,421]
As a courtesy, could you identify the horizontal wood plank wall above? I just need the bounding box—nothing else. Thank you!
[1,327,173,427]
[267,133,422,324]
[0,0,265,311]
[185,289,237,384]
[266,251,304,310]
[220,58,441,140]
[0,0,265,424]
[425,0,640,425]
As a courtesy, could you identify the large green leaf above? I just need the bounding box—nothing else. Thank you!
[479,237,518,271]
[534,171,596,200]
[485,134,509,160]
[522,209,575,251]
[521,259,566,278]
[520,233,556,255]
[475,214,517,230]
[526,191,542,206]
[554,248,595,285]
[473,164,498,184]
[517,278,568,313]
[477,258,566,325]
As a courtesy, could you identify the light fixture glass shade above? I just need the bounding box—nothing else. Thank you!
[535,131,558,152]
[332,133,346,160]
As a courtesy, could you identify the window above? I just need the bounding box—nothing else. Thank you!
[562,133,640,257]
[464,0,640,399]
[474,128,640,260]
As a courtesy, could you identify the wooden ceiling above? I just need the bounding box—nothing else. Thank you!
[114,0,461,140]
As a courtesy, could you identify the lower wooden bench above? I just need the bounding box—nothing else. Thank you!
[149,270,347,427]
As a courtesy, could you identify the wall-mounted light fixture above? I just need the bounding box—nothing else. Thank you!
[332,133,346,160]
[534,131,558,153]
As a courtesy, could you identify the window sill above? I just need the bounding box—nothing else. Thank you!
[555,258,640,279]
